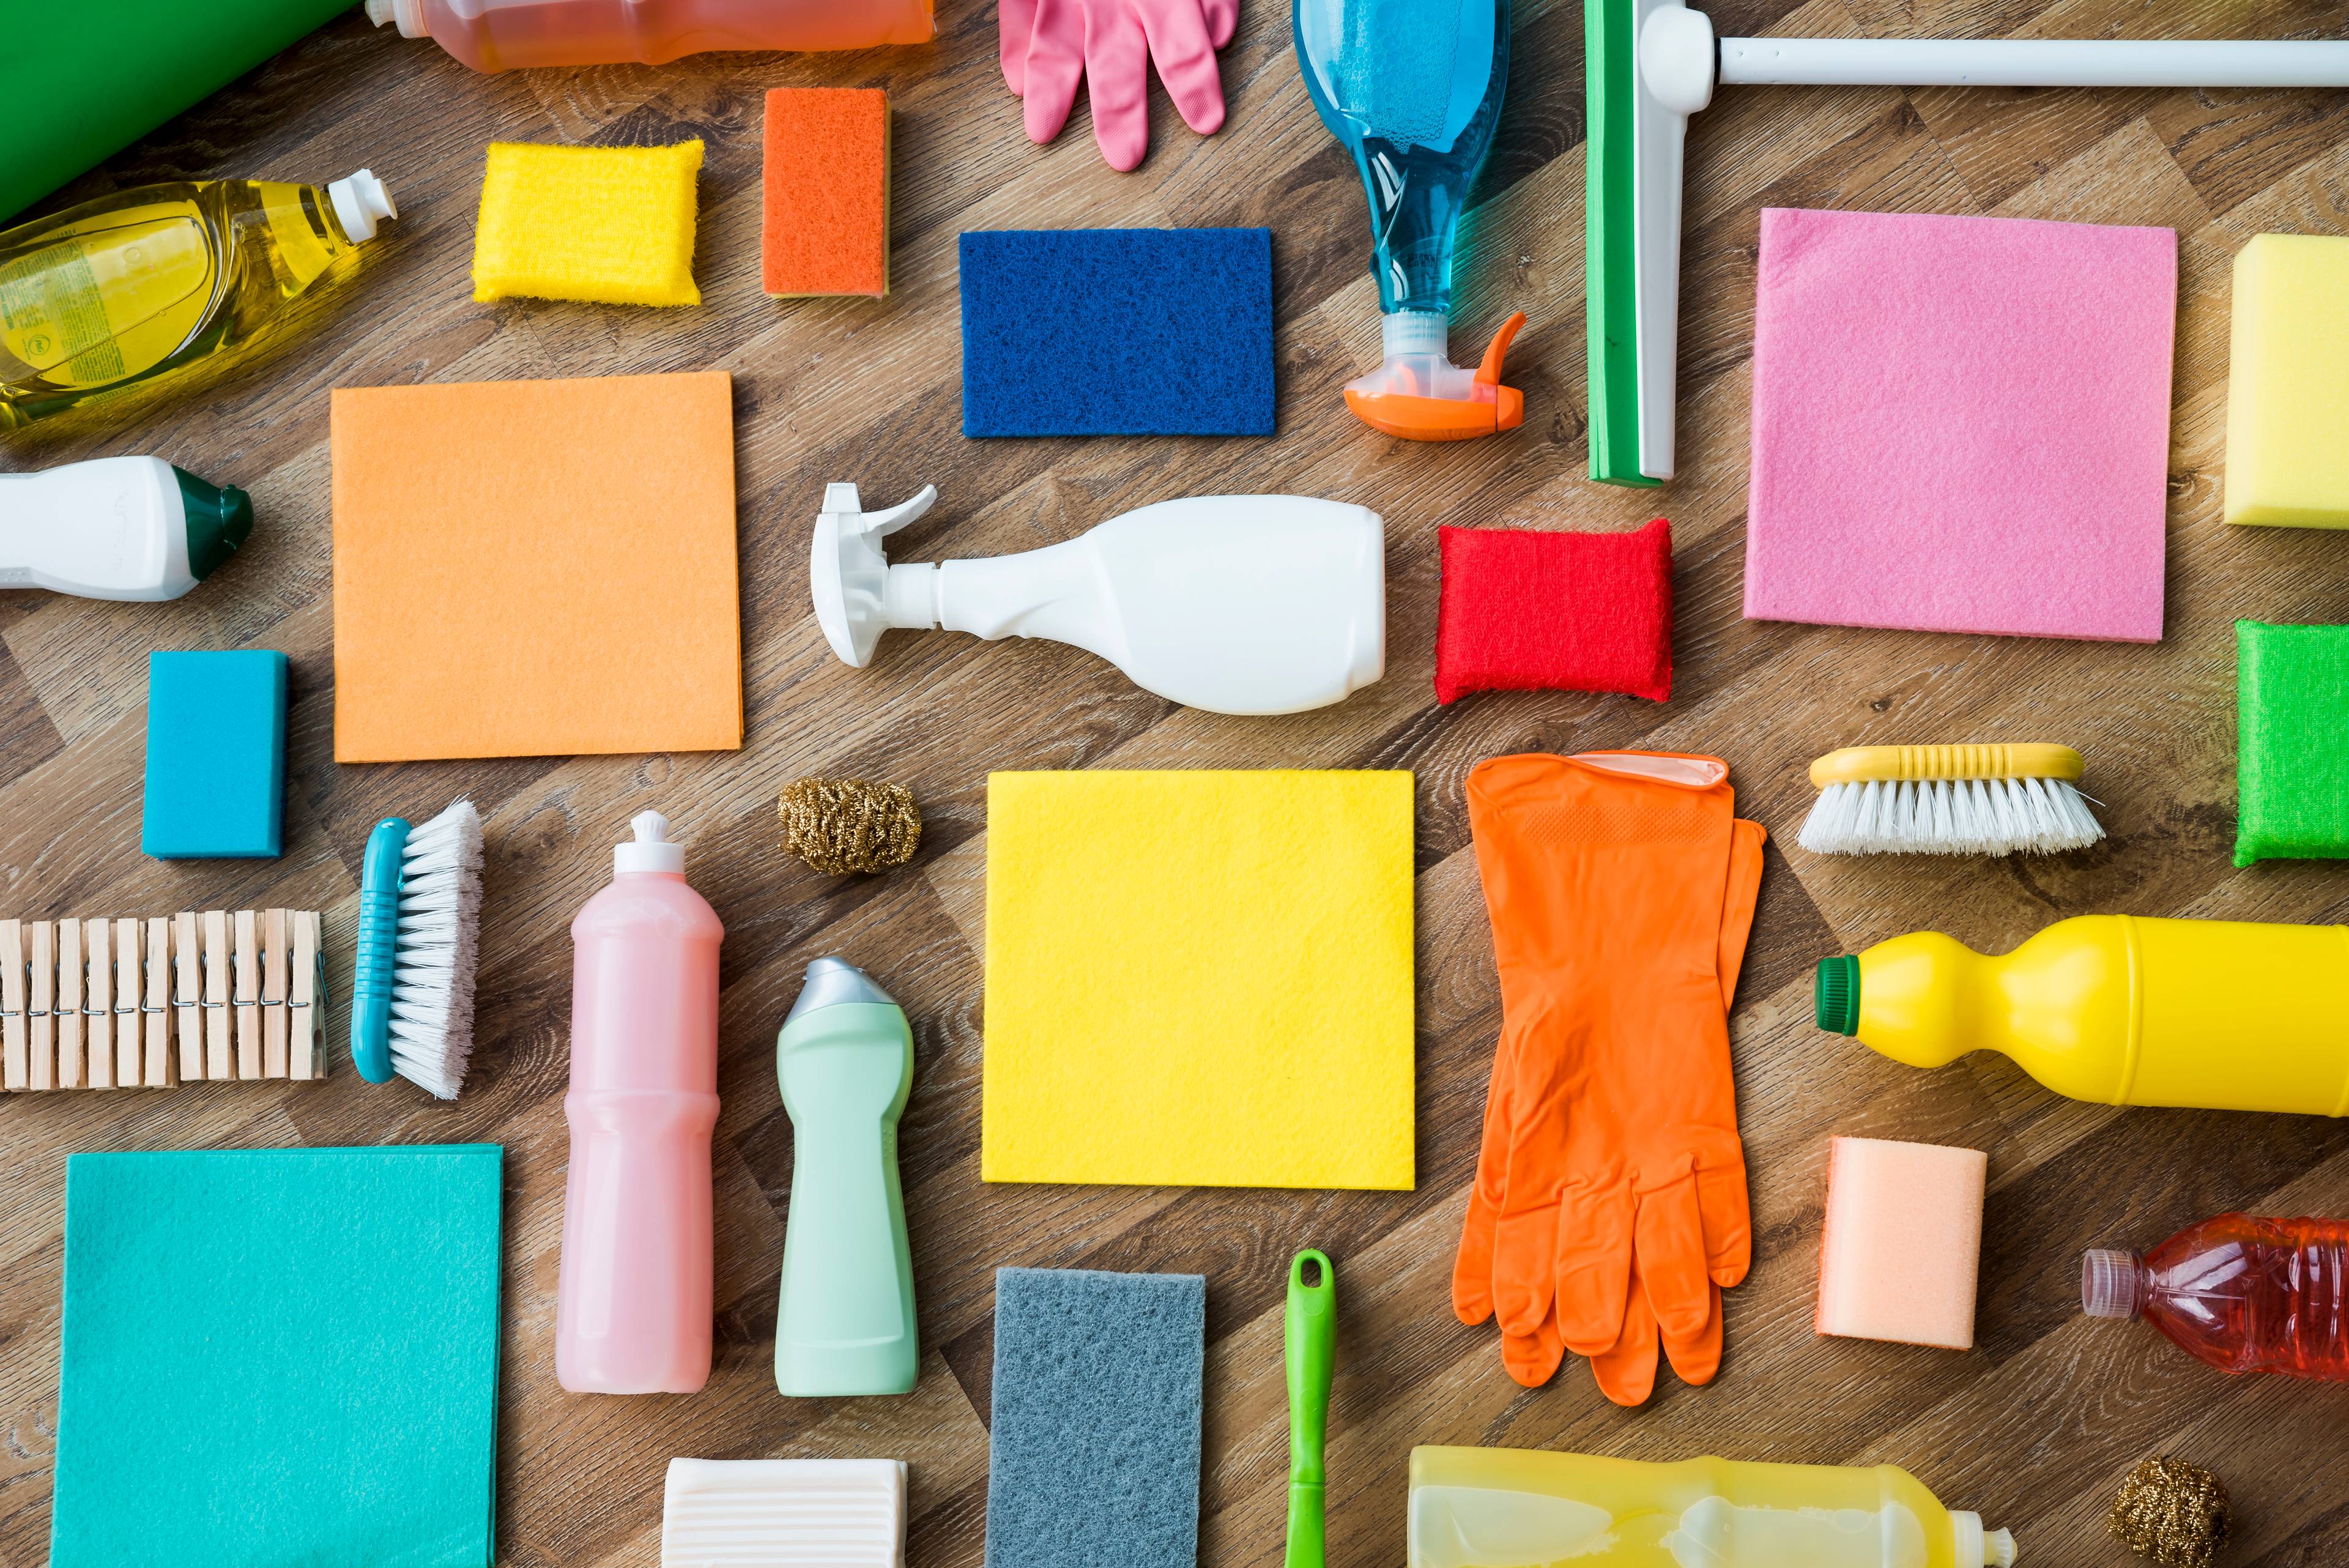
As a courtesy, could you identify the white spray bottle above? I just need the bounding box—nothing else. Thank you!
[809,484,1386,715]
[0,456,252,600]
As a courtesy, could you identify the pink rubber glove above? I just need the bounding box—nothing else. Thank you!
[1000,0,1239,171]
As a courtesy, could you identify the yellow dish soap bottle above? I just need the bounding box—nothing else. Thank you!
[0,169,395,429]
[1410,1447,2015,1568]
[1816,914,2349,1115]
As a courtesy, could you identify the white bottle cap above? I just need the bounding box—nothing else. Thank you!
[328,169,399,243]
[1951,1512,2017,1567]
[362,0,428,34]
[615,810,686,874]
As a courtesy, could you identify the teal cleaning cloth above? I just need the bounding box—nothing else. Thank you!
[50,1145,503,1568]
[2235,620,2349,866]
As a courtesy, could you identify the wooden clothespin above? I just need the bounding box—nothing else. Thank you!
[173,912,202,1083]
[262,908,289,1080]
[203,910,231,1082]
[29,920,55,1091]
[1,919,24,1093]
[85,916,113,1090]
[144,917,176,1089]
[57,918,84,1090]
[290,911,324,1081]
[114,916,141,1088]
[233,910,261,1080]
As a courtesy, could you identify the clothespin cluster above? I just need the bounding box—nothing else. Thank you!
[0,910,324,1090]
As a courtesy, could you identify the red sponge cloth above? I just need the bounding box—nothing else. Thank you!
[1434,519,1674,704]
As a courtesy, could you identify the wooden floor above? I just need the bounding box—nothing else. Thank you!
[8,0,2349,1562]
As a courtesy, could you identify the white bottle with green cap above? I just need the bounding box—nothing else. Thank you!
[0,455,252,600]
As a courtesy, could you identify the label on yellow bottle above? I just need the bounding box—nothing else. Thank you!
[0,208,212,389]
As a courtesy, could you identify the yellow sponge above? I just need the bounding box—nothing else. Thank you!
[472,141,703,308]
[2225,233,2349,528]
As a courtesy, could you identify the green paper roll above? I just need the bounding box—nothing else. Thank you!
[1,0,355,223]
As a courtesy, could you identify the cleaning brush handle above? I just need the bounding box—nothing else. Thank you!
[1284,1249,1335,1568]
[1718,37,2349,89]
[350,817,410,1085]
[1809,744,2084,788]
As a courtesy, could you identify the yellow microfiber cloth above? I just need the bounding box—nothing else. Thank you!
[983,770,1415,1190]
[472,140,703,307]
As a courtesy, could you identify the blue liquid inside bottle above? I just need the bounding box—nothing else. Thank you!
[1295,0,1521,437]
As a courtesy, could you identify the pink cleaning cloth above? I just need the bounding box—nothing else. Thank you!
[1745,207,2176,642]
[1815,1135,1987,1351]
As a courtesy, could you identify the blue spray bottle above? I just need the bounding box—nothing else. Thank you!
[1295,0,1523,440]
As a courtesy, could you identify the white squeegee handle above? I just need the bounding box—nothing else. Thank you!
[1718,37,2349,88]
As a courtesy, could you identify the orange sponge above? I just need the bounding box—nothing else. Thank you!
[762,89,890,299]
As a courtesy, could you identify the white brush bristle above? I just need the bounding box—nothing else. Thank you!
[1798,775,2105,856]
[385,798,484,1099]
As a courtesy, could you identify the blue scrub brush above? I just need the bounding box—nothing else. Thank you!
[351,799,483,1098]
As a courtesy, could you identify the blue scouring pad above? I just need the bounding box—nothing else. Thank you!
[142,650,288,859]
[985,1268,1205,1568]
[960,229,1274,437]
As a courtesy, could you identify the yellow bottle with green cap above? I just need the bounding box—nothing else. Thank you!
[1816,914,2349,1115]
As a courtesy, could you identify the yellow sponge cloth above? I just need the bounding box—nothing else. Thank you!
[2225,233,2349,527]
[472,141,703,308]
[982,769,1416,1190]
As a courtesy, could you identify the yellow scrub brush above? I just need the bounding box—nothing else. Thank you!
[1799,745,2104,856]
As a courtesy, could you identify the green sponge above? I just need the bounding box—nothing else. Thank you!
[2235,620,2349,866]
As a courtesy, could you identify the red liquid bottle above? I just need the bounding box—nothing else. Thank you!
[2082,1213,2349,1380]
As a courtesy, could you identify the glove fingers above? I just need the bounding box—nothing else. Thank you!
[1589,1259,1660,1407]
[1553,1186,1635,1355]
[1635,1175,1715,1348]
[1491,1201,1559,1339]
[1000,0,1040,94]
[1452,1069,1513,1326]
[1655,1280,1725,1388]
[1085,1,1152,169]
[1020,0,1085,146]
[1201,0,1238,48]
[1499,1312,1566,1389]
[1140,0,1226,135]
[1698,1159,1752,1287]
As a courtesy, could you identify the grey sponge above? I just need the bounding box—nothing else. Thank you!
[985,1268,1206,1568]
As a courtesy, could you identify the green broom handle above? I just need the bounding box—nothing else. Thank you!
[1284,1250,1335,1568]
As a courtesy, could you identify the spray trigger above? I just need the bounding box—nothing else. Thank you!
[1341,312,1528,442]
[812,484,939,668]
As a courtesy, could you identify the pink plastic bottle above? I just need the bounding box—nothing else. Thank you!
[556,810,724,1395]
[2082,1213,2349,1380]
[362,0,935,71]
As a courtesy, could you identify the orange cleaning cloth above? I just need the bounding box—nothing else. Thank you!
[762,88,890,298]
[330,371,743,762]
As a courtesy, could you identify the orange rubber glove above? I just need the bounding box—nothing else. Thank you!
[1451,752,1763,1405]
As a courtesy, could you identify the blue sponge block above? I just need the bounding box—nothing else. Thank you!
[960,229,1274,437]
[142,650,287,859]
[985,1268,1204,1568]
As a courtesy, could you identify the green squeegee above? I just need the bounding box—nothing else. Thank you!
[1584,0,2349,488]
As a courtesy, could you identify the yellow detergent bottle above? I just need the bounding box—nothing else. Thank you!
[0,170,396,429]
[1815,915,2349,1115]
[1410,1447,2015,1568]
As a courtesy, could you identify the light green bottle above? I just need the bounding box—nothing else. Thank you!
[774,957,918,1397]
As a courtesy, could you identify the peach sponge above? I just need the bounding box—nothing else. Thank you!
[762,89,889,298]
[472,140,703,308]
[1816,1135,1987,1351]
